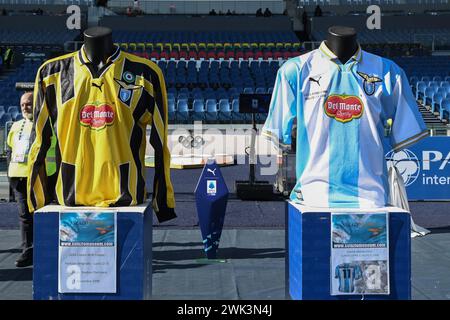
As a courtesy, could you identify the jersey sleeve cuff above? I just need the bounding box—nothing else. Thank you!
[261,129,291,149]
[392,129,429,152]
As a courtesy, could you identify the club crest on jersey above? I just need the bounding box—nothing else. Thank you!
[115,78,142,104]
[357,71,382,96]
[324,95,364,123]
[80,104,115,130]
[119,88,132,102]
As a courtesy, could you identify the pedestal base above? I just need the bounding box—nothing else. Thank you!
[33,202,152,300]
[286,201,411,300]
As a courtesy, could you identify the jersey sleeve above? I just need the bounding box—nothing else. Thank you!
[389,66,429,152]
[148,65,176,223]
[261,67,297,147]
[27,64,53,212]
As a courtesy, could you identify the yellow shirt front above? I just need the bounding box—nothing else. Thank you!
[27,46,175,222]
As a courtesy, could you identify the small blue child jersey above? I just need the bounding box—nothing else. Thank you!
[335,263,362,293]
[262,41,429,208]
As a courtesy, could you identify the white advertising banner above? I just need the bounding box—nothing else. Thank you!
[331,212,389,295]
[58,211,117,293]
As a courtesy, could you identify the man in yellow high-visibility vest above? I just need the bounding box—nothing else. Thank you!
[7,91,56,268]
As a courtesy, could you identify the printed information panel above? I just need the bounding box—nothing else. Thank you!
[58,211,117,293]
[331,212,389,296]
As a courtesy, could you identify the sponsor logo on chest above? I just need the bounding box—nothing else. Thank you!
[80,104,115,129]
[324,95,364,123]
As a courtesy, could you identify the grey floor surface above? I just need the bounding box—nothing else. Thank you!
[0,229,449,300]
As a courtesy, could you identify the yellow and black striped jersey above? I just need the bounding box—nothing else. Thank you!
[27,45,176,222]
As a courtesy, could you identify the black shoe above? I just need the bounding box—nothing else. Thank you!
[15,254,33,268]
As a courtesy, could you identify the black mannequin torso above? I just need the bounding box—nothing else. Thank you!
[325,26,359,65]
[83,26,115,73]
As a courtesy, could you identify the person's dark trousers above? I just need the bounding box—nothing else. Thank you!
[9,177,33,262]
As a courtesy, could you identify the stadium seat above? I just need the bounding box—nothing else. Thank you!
[432,93,445,113]
[205,99,218,122]
[424,87,437,106]
[192,99,205,122]
[218,99,232,122]
[0,113,12,126]
[255,87,266,94]
[232,99,245,122]
[176,99,190,122]
[439,98,450,121]
[416,81,427,100]
[7,106,19,114]
[168,99,176,122]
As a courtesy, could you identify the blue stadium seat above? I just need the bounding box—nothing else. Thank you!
[218,99,232,121]
[433,76,442,82]
[416,81,427,100]
[432,93,445,113]
[232,99,245,122]
[205,99,218,122]
[12,112,21,121]
[439,98,450,121]
[0,113,12,126]
[176,99,190,122]
[7,106,19,114]
[192,99,205,122]
[177,93,189,100]
[168,99,176,121]
[424,87,437,106]
[409,76,419,88]
[255,87,266,94]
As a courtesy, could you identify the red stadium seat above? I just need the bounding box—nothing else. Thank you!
[226,51,235,59]
[160,51,169,59]
[217,51,225,59]
[170,51,179,59]
[263,51,273,59]
[179,50,188,59]
[207,51,216,59]
[254,51,263,59]
[188,51,198,59]
[198,51,207,59]
[235,51,244,59]
[244,51,254,59]
[274,52,283,59]
[150,51,160,59]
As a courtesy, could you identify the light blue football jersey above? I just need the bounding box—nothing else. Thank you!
[335,263,362,293]
[262,41,429,208]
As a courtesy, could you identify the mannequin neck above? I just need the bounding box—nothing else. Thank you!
[325,26,359,64]
[83,27,115,71]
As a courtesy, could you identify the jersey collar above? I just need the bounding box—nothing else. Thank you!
[77,44,121,66]
[319,41,362,64]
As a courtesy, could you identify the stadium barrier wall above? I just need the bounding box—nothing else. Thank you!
[99,15,293,31]
[311,14,450,33]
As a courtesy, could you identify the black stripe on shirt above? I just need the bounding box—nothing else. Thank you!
[112,162,132,206]
[61,162,76,206]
